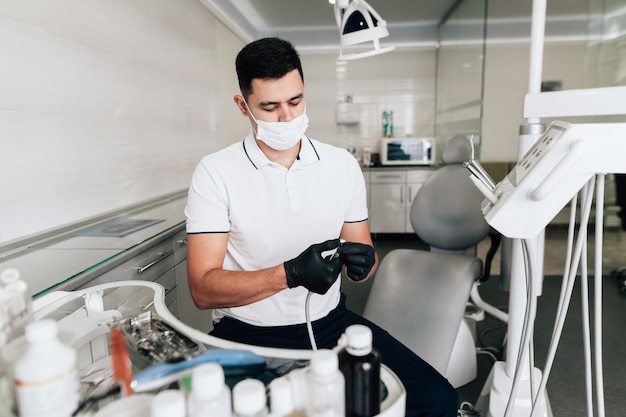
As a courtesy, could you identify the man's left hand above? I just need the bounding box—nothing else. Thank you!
[337,242,375,281]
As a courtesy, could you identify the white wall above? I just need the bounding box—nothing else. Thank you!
[481,41,587,161]
[0,0,246,245]
[300,48,437,161]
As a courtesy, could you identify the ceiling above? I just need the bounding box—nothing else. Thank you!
[200,0,594,50]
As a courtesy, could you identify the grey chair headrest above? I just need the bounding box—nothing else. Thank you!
[441,135,473,165]
[411,135,489,250]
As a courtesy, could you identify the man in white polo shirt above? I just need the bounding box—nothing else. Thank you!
[185,37,457,417]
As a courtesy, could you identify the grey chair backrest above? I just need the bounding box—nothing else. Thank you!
[411,135,490,251]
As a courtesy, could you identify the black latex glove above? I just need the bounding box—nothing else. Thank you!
[284,239,343,294]
[337,242,376,281]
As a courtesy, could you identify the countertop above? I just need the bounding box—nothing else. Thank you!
[361,164,438,171]
[0,192,187,298]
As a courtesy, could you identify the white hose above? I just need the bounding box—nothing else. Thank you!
[578,183,594,417]
[579,210,594,417]
[529,177,595,417]
[503,238,536,417]
[594,174,606,417]
[305,290,317,350]
[470,284,509,323]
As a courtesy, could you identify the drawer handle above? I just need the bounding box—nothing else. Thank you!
[134,250,174,274]
[176,239,187,246]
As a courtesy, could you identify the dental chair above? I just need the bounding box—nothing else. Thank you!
[363,135,497,388]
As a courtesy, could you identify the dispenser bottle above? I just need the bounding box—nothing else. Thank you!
[151,389,186,417]
[0,268,32,345]
[233,378,267,417]
[13,319,79,417]
[306,349,345,417]
[188,362,232,417]
[338,324,381,417]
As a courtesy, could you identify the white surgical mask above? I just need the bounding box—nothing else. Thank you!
[245,102,309,151]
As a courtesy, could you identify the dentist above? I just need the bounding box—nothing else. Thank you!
[185,37,457,417]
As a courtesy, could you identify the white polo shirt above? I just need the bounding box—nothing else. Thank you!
[185,132,368,326]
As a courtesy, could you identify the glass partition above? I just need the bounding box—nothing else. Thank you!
[584,0,626,91]
[435,0,488,161]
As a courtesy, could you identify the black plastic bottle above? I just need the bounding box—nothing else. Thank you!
[338,324,381,417]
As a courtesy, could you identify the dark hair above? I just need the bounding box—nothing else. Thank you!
[235,37,304,100]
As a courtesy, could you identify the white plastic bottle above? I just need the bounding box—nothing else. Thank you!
[233,378,267,417]
[269,377,295,416]
[13,319,79,417]
[187,362,232,417]
[151,389,186,417]
[306,349,345,417]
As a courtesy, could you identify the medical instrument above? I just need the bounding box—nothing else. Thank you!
[464,1,626,415]
[321,238,346,261]
[131,348,266,392]
[118,311,202,365]
[333,0,395,61]
[285,239,344,294]
[467,121,626,417]
[72,385,122,417]
[109,326,133,396]
[306,239,346,351]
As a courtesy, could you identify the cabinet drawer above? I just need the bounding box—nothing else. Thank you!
[406,170,433,183]
[172,229,188,265]
[155,268,176,294]
[370,170,406,183]
[81,240,175,288]
[155,269,177,315]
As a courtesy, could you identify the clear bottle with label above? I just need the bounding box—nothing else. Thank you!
[188,362,232,417]
[13,319,79,417]
[151,389,186,417]
[338,325,381,417]
[233,378,267,417]
[306,349,345,417]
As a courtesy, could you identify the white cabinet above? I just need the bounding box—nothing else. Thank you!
[405,170,433,233]
[76,238,178,315]
[369,170,406,233]
[367,168,433,233]
[172,230,214,333]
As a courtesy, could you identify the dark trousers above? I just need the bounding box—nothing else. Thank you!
[210,294,458,417]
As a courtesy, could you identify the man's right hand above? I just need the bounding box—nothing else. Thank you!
[284,239,343,294]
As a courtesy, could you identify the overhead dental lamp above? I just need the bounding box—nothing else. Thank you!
[332,0,395,61]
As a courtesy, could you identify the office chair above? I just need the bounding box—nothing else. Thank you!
[363,135,497,388]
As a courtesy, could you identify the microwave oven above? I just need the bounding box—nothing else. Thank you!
[380,137,435,166]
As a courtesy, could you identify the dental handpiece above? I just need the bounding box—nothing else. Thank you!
[323,239,346,260]
[464,159,497,191]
